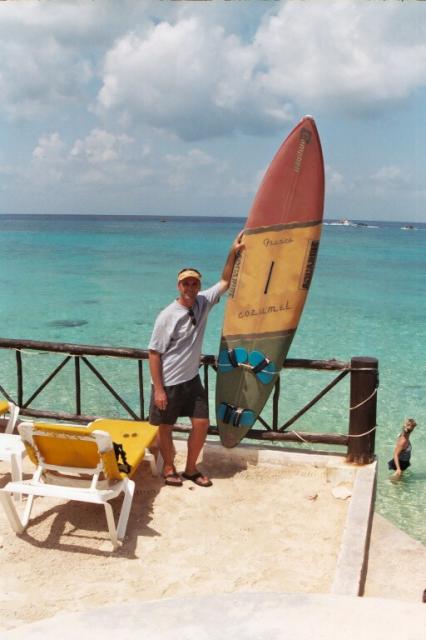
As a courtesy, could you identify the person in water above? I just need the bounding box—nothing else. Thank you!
[148,232,244,488]
[388,417,417,479]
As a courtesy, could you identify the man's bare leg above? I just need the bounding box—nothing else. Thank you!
[183,417,211,486]
[159,423,181,485]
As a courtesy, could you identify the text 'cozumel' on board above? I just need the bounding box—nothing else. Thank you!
[238,301,292,319]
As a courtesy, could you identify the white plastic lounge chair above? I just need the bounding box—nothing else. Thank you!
[0,433,27,488]
[0,399,20,433]
[0,401,25,497]
[0,419,159,550]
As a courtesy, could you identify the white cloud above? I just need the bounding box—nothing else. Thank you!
[71,129,133,164]
[95,1,426,140]
[25,127,232,197]
[370,165,410,191]
[325,164,346,194]
[0,37,93,120]
[255,1,426,114]
[0,0,156,121]
[164,148,219,189]
[1,1,426,220]
[0,0,155,42]
[32,133,65,160]
[2,1,426,135]
[29,128,135,188]
[30,132,68,185]
[97,17,279,140]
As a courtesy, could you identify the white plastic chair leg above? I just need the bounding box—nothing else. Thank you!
[9,452,23,501]
[9,452,22,482]
[154,451,164,476]
[146,450,162,477]
[0,489,36,531]
[104,502,119,550]
[17,467,42,520]
[0,492,26,533]
[116,479,135,541]
[5,404,20,434]
[21,493,36,528]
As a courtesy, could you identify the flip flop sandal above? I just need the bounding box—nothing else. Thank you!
[164,471,183,487]
[181,472,212,488]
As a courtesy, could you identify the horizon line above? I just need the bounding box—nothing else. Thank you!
[0,213,424,225]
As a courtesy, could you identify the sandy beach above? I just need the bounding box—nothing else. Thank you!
[0,438,425,633]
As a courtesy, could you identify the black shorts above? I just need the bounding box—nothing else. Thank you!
[388,459,411,471]
[149,375,209,426]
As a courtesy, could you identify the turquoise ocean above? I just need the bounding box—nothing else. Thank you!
[0,214,425,544]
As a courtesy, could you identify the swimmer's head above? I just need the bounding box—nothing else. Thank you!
[403,418,417,434]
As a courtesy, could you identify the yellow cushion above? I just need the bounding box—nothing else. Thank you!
[31,423,102,470]
[28,420,158,480]
[93,419,158,478]
[0,400,9,415]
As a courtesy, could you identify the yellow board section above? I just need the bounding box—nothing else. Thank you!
[224,223,321,338]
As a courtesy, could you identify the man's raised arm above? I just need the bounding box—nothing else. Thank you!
[219,231,245,293]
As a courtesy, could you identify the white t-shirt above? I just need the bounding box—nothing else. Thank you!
[149,282,222,386]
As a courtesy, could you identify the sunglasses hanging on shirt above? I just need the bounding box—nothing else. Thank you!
[188,308,196,326]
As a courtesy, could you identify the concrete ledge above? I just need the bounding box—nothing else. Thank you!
[331,462,377,595]
[177,435,351,468]
[3,592,425,640]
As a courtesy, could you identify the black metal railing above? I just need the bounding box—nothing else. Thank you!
[0,337,378,463]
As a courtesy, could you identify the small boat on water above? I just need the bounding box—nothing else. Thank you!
[329,218,354,226]
[401,224,415,230]
[326,219,379,229]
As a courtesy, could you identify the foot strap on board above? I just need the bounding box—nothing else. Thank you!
[217,348,248,372]
[251,356,270,375]
[227,349,239,369]
[232,407,244,427]
[218,348,277,382]
[218,349,278,384]
[222,403,234,425]
[217,403,255,428]
[247,351,277,384]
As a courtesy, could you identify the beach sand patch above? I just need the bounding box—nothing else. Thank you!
[0,449,348,631]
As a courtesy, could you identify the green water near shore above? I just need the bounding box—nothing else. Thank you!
[0,214,425,544]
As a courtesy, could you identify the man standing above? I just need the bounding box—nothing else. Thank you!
[149,233,244,487]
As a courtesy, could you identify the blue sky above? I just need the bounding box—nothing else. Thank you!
[1,0,426,222]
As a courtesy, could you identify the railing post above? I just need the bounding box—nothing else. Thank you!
[272,377,280,430]
[16,349,23,407]
[347,357,378,464]
[75,356,81,416]
[138,359,144,419]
